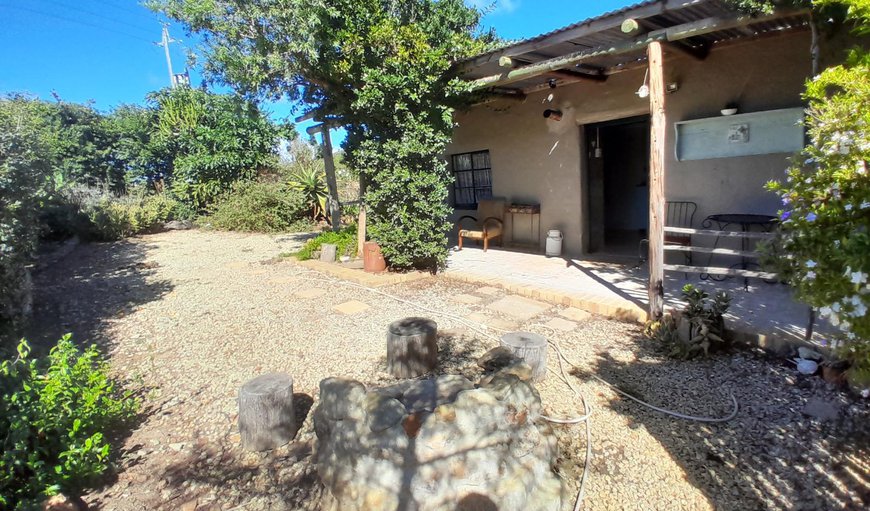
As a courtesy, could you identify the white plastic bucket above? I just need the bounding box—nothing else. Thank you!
[545,229,563,257]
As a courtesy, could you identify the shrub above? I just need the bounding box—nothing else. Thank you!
[83,192,186,241]
[0,335,137,508]
[295,227,357,261]
[206,180,308,233]
[762,2,870,391]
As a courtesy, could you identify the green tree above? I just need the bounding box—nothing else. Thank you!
[0,102,52,327]
[149,87,292,208]
[763,0,870,388]
[150,0,495,270]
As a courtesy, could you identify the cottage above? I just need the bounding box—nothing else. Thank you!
[449,0,819,257]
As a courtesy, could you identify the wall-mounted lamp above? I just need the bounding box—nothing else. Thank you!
[667,82,679,94]
[547,78,558,89]
[636,68,650,99]
[543,109,563,121]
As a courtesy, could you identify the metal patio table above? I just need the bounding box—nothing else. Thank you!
[700,213,778,288]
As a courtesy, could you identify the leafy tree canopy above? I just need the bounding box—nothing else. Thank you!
[148,87,293,208]
[151,0,496,270]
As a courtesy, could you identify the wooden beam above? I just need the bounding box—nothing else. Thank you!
[501,56,607,82]
[320,128,342,232]
[664,226,775,239]
[458,0,701,71]
[663,264,778,279]
[470,10,808,91]
[648,40,666,322]
[664,245,758,258]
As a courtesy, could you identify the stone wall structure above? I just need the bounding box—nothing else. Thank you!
[313,371,563,510]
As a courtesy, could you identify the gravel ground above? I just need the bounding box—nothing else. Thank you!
[24,230,870,511]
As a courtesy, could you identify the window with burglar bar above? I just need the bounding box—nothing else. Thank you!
[451,150,492,209]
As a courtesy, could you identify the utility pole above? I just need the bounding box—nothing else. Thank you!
[156,24,179,88]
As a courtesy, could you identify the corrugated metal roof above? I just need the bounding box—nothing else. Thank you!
[463,0,810,91]
[467,0,663,64]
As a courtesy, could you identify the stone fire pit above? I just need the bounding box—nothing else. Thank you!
[313,371,563,510]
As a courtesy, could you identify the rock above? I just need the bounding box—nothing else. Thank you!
[801,398,841,421]
[314,373,561,511]
[477,346,520,371]
[164,220,193,230]
[365,394,407,433]
[318,377,367,421]
[798,347,823,361]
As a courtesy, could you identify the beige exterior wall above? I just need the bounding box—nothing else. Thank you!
[447,30,813,256]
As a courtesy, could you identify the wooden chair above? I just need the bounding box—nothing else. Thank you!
[639,201,697,266]
[457,199,505,252]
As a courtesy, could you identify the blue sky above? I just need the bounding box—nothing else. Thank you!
[0,0,635,138]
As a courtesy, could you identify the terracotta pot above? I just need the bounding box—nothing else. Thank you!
[363,242,387,273]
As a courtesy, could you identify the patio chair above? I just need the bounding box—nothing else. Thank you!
[457,199,505,252]
[638,200,697,266]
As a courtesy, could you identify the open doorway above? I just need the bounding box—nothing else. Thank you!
[586,115,650,256]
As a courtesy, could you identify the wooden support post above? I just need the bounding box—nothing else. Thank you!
[357,204,366,257]
[320,127,341,232]
[648,41,666,322]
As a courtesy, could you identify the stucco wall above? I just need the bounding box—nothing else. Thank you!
[447,30,813,255]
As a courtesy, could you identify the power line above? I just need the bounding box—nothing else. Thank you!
[41,0,156,37]
[1,4,155,44]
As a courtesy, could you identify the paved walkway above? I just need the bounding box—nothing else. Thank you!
[445,247,833,350]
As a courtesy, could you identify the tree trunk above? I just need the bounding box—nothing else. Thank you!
[499,331,548,382]
[238,373,296,451]
[387,318,438,378]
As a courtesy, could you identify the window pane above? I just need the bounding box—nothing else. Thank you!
[455,171,473,188]
[456,189,475,207]
[476,187,493,202]
[453,153,472,171]
[474,169,491,187]
[472,151,490,170]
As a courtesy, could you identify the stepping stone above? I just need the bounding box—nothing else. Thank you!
[451,293,483,304]
[475,286,501,296]
[486,295,551,321]
[294,288,326,299]
[333,300,370,315]
[464,313,516,333]
[560,307,592,322]
[544,317,577,332]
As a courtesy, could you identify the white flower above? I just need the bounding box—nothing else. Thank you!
[820,306,832,317]
[832,302,841,313]
[862,201,870,209]
[845,204,853,211]
[806,260,817,268]
[853,302,867,317]
[806,271,816,279]
[850,271,867,285]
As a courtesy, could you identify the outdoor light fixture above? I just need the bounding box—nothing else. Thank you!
[543,109,563,121]
[636,68,650,99]
[548,78,558,89]
[667,82,679,94]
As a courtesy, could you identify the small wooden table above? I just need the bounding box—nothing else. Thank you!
[506,203,541,250]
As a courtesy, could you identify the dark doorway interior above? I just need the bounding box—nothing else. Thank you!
[586,115,649,256]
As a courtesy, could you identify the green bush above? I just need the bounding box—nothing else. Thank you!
[205,180,309,233]
[295,227,358,261]
[0,335,137,508]
[84,192,186,241]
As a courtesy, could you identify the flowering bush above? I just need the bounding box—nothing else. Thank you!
[765,2,870,389]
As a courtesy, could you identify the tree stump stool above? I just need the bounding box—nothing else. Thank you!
[238,373,296,451]
[499,332,548,382]
[387,318,438,378]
